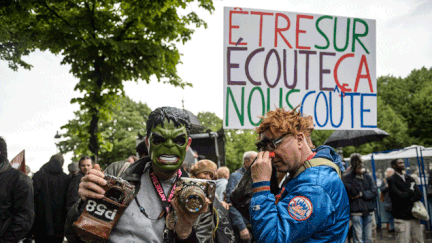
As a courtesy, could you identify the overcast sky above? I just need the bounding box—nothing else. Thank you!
[1,0,431,173]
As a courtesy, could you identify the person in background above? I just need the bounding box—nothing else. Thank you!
[67,162,79,177]
[380,167,395,233]
[32,154,69,243]
[190,161,230,213]
[65,160,86,213]
[0,136,34,243]
[226,151,258,243]
[388,158,423,243]
[183,147,198,176]
[181,162,192,177]
[78,155,94,175]
[25,165,32,177]
[190,159,217,180]
[190,159,235,243]
[215,166,230,201]
[343,153,377,243]
[136,140,148,159]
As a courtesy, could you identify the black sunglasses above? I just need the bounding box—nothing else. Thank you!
[256,133,291,151]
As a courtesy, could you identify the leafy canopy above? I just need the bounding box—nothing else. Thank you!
[58,96,151,169]
[0,0,215,156]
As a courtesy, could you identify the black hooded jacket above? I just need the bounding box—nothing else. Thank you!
[32,156,69,237]
[0,161,34,243]
[343,171,377,215]
[65,172,85,213]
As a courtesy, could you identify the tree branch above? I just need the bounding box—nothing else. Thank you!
[115,18,136,41]
[84,1,96,39]
[42,1,88,44]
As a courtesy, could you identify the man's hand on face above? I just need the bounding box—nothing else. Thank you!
[78,164,107,201]
[251,151,272,183]
[171,196,209,239]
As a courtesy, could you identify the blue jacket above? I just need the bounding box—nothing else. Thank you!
[250,146,350,242]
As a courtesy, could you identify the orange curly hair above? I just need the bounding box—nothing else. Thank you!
[256,106,313,137]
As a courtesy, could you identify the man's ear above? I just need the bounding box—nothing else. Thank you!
[186,137,192,151]
[297,133,305,148]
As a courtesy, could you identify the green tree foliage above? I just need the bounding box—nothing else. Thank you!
[0,0,215,158]
[58,96,151,169]
[197,111,222,132]
[224,129,257,172]
[311,130,334,148]
[340,68,432,157]
[378,67,432,146]
[342,96,411,157]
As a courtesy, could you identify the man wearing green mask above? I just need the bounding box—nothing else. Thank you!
[65,107,209,243]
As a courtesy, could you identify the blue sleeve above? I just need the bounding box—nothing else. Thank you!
[226,172,247,231]
[250,182,335,243]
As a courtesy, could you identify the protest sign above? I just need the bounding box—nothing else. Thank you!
[223,7,376,129]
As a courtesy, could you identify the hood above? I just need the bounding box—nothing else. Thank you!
[313,145,346,173]
[40,154,64,174]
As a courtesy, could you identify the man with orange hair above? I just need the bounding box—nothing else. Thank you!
[250,107,349,242]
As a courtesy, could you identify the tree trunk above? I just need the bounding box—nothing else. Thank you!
[88,55,105,162]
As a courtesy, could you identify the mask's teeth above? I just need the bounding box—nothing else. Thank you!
[158,155,179,164]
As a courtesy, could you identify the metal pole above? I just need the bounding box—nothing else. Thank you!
[371,153,377,182]
[211,132,221,168]
[418,147,431,230]
[371,154,381,229]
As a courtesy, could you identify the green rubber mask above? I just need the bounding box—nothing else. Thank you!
[148,120,189,171]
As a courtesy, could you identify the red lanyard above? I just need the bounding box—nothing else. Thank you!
[149,167,182,214]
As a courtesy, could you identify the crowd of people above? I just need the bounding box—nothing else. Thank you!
[0,106,430,243]
[342,155,426,243]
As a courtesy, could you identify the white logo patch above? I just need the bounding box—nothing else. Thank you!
[252,205,261,211]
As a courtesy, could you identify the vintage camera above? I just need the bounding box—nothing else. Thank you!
[73,174,135,242]
[177,178,216,214]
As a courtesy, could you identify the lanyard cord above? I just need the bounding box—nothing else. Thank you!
[135,167,182,219]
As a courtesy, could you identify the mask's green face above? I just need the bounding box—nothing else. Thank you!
[148,120,189,171]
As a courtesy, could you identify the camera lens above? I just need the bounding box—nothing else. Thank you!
[179,185,206,214]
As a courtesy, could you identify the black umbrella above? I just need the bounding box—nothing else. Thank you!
[323,128,390,148]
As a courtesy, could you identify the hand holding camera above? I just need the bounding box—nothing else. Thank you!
[168,178,216,239]
[74,167,135,242]
[78,164,107,201]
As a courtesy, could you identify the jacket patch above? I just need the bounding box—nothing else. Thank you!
[288,196,313,221]
[252,205,261,211]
